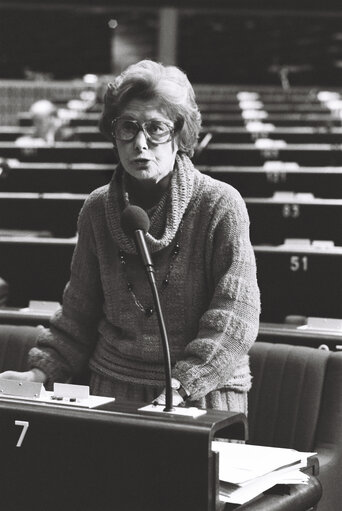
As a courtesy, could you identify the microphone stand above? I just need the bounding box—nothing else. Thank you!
[134,230,174,412]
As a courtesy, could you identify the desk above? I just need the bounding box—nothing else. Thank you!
[197,165,342,199]
[0,395,322,511]
[223,476,322,511]
[259,322,342,351]
[0,397,246,511]
[198,143,342,166]
[255,244,342,322]
[0,141,116,164]
[246,196,342,245]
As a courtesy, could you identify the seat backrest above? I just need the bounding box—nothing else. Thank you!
[248,342,342,511]
[248,342,330,451]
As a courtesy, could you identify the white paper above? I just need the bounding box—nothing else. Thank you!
[219,465,309,505]
[212,441,315,484]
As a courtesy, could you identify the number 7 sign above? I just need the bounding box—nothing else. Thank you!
[15,420,29,447]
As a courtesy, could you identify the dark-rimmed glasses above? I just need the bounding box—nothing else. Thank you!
[112,118,174,144]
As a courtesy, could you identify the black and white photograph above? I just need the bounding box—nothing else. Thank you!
[0,1,341,510]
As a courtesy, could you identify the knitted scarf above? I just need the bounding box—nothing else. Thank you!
[105,152,196,254]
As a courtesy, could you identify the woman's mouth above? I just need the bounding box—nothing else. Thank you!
[133,158,150,163]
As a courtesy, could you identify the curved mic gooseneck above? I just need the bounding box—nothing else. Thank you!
[121,205,174,412]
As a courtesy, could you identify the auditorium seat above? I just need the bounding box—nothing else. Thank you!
[202,113,341,128]
[202,126,342,144]
[0,126,106,143]
[0,162,113,193]
[0,193,85,237]
[197,142,342,166]
[246,195,342,245]
[19,111,100,127]
[0,237,75,306]
[199,165,342,199]
[248,342,342,511]
[0,141,116,164]
[199,102,328,114]
[254,243,342,323]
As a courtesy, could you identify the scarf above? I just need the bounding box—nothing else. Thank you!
[105,152,196,254]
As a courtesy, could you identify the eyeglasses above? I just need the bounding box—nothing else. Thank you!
[112,118,174,144]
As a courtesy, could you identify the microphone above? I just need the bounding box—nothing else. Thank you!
[121,205,174,412]
[121,205,154,277]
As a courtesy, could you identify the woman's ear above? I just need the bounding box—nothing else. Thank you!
[171,132,180,154]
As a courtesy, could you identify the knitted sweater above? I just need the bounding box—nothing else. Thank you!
[28,154,260,401]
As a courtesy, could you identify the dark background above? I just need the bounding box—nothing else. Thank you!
[1,1,342,85]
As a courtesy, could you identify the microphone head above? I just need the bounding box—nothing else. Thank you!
[121,205,150,237]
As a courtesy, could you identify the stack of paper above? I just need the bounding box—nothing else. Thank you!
[212,441,315,505]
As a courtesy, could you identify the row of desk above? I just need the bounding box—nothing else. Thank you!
[0,84,339,510]
[2,140,342,166]
[0,190,340,244]
[1,161,342,197]
[17,110,342,127]
[0,85,341,334]
[0,236,341,324]
[4,125,342,144]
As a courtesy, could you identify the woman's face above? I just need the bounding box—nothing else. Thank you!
[114,98,179,185]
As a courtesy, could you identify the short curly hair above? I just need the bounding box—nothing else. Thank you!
[99,60,201,157]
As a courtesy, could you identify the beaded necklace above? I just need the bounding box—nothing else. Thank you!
[118,239,180,317]
[119,173,182,317]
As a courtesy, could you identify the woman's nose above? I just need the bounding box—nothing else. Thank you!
[134,129,148,150]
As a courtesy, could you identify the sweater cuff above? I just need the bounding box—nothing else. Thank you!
[27,347,72,391]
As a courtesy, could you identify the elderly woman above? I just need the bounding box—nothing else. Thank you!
[1,60,260,412]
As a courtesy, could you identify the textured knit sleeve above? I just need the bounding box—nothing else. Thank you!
[172,191,260,401]
[28,199,104,387]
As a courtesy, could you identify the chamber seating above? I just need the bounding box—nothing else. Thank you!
[2,238,342,325]
[197,142,342,166]
[0,126,106,143]
[246,195,342,245]
[0,329,337,510]
[248,341,342,511]
[0,193,85,237]
[1,161,341,198]
[0,237,75,306]
[254,244,342,323]
[0,141,116,164]
[202,126,342,144]
[199,102,329,114]
[199,165,342,199]
[19,110,342,128]
[1,84,342,327]
[0,162,113,193]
